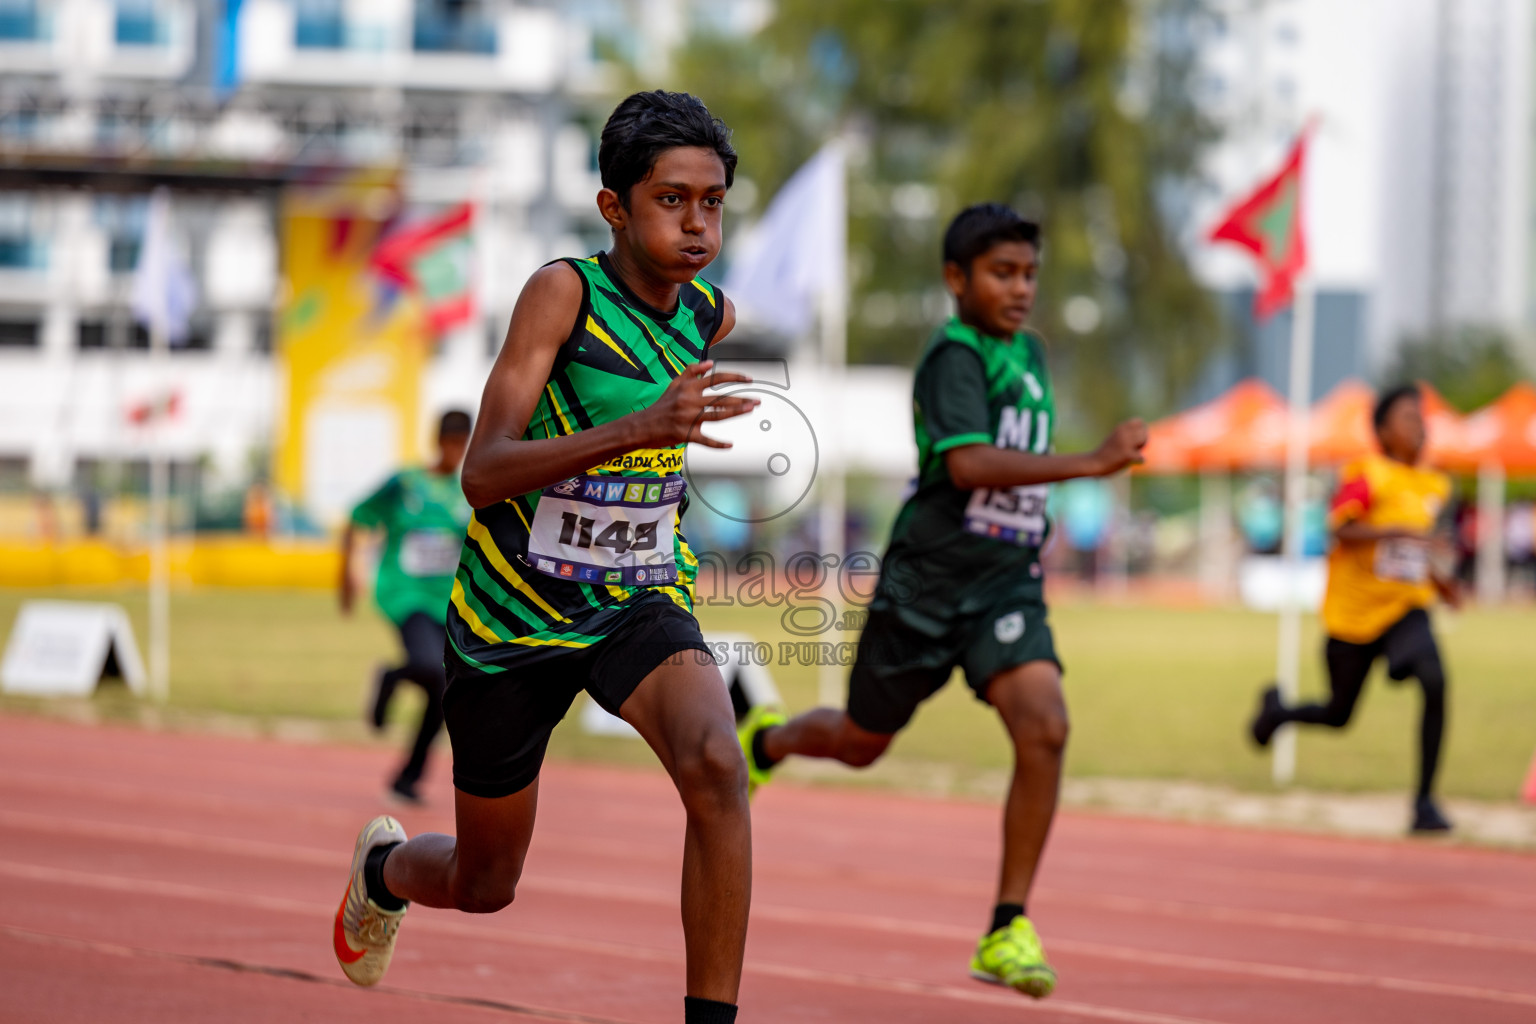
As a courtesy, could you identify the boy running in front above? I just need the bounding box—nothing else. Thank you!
[333,91,758,1024]
[741,203,1147,998]
[1248,384,1459,834]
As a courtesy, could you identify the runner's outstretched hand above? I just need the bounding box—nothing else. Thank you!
[1093,419,1148,475]
[640,361,758,448]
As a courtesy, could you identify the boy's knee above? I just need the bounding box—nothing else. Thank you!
[837,733,890,768]
[452,872,516,914]
[1417,657,1446,694]
[676,728,749,813]
[1006,701,1069,755]
[1320,702,1355,728]
[1028,707,1071,755]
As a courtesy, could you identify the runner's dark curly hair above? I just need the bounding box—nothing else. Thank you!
[599,91,737,207]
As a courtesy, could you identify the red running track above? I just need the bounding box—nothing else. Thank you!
[3,713,1536,1023]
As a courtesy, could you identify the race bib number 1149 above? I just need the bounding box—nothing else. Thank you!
[527,475,686,586]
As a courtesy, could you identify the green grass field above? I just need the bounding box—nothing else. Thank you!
[1,586,1532,801]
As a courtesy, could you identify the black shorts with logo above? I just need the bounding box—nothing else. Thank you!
[443,592,712,798]
[846,594,1062,735]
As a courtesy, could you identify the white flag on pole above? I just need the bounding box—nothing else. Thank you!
[131,187,198,346]
[723,142,845,337]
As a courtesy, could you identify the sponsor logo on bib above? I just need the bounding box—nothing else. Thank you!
[552,478,582,497]
[994,611,1025,644]
[559,563,574,577]
[537,558,555,572]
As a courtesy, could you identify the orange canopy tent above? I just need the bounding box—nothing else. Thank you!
[1305,379,1375,465]
[1304,379,1470,468]
[1140,379,1289,473]
[1437,382,1536,476]
[1144,378,1486,474]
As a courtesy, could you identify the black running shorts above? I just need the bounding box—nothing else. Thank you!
[846,595,1062,735]
[443,592,712,798]
[1325,607,1440,692]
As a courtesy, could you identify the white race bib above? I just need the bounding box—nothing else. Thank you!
[963,484,1049,547]
[527,475,686,586]
[1374,537,1429,583]
[399,530,462,577]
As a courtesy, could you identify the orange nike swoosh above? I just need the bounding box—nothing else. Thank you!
[334,896,365,964]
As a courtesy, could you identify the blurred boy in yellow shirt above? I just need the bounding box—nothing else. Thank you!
[1250,385,1460,833]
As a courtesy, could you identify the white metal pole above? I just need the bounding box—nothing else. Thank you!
[817,143,848,708]
[1198,469,1233,602]
[817,298,847,709]
[148,320,170,703]
[1272,277,1314,785]
[1476,461,1506,604]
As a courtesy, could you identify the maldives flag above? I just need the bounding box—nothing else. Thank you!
[371,203,475,334]
[1209,128,1310,320]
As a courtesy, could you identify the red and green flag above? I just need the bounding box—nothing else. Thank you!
[371,202,475,334]
[1208,128,1310,320]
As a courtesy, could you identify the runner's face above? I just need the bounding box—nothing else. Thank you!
[1378,396,1425,463]
[437,432,469,474]
[950,241,1039,337]
[613,147,727,284]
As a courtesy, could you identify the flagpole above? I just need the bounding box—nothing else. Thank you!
[148,315,170,703]
[1272,274,1314,785]
[817,141,848,708]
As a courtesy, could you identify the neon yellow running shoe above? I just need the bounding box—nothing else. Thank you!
[969,915,1057,998]
[737,705,786,798]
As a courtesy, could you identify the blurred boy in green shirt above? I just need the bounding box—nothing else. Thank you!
[341,410,472,803]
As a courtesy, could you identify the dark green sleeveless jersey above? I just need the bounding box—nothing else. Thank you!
[446,253,725,673]
[876,318,1057,629]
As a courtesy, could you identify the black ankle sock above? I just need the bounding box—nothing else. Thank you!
[364,842,407,911]
[683,996,738,1024]
[750,728,779,773]
[990,902,1026,934]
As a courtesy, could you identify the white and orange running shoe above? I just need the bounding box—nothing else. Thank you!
[334,815,409,986]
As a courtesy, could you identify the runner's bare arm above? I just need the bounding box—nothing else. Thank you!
[1333,522,1425,544]
[710,296,736,346]
[337,522,358,615]
[461,264,758,509]
[946,419,1147,489]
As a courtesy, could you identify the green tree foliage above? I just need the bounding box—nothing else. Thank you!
[664,0,1224,435]
[1381,328,1532,413]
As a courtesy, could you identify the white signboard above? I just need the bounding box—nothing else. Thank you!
[579,632,784,738]
[1,601,146,696]
[1238,556,1328,613]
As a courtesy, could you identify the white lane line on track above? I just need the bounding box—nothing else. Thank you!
[10,765,1536,918]
[3,853,1536,1015]
[0,923,643,1024]
[7,805,1536,962]
[0,859,1229,1024]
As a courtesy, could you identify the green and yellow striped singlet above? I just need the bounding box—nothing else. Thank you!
[445,253,725,674]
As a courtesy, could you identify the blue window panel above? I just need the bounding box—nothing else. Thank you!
[109,237,141,273]
[115,1,166,45]
[0,237,45,270]
[0,1,45,41]
[412,2,495,54]
[295,0,344,48]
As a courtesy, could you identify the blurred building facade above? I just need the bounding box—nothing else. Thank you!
[1189,0,1535,401]
[0,0,614,526]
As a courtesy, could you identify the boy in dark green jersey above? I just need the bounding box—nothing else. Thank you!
[340,409,472,805]
[331,92,759,1024]
[742,203,1147,999]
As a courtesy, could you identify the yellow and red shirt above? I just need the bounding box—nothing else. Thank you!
[1321,454,1451,644]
